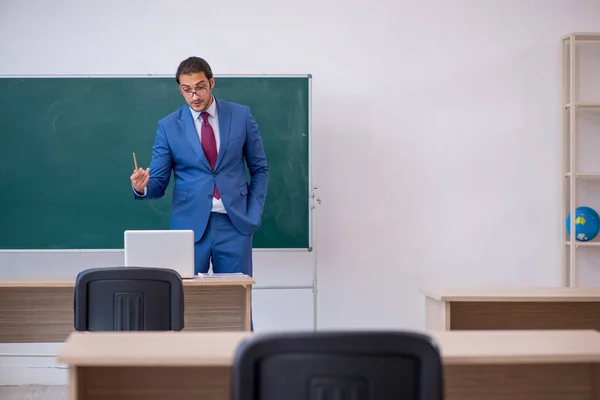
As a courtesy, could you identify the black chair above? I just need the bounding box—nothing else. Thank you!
[231,330,443,400]
[74,266,184,332]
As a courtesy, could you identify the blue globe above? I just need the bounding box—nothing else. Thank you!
[566,206,600,242]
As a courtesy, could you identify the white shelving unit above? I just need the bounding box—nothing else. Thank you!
[562,33,600,287]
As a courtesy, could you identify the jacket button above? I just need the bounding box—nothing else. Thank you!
[208,195,213,199]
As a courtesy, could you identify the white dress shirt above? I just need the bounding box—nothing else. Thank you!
[189,97,225,213]
[135,96,226,214]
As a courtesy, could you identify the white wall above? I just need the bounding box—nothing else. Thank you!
[2,0,600,385]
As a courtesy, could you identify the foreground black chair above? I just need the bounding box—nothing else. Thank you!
[231,330,444,400]
[74,266,184,331]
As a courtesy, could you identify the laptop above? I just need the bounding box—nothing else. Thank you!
[124,230,195,279]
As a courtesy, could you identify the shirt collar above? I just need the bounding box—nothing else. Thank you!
[190,96,217,120]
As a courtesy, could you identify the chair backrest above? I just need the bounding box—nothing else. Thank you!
[74,266,184,331]
[231,331,444,400]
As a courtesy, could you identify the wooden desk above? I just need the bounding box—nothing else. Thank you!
[57,330,600,400]
[422,287,600,331]
[431,329,600,399]
[0,275,255,343]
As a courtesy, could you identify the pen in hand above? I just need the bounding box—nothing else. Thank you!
[130,152,150,194]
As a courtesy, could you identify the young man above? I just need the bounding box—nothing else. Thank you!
[130,56,268,277]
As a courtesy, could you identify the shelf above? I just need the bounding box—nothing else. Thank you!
[564,173,600,178]
[565,241,600,247]
[564,103,600,109]
[562,33,600,41]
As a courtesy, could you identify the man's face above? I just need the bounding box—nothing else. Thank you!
[179,72,214,112]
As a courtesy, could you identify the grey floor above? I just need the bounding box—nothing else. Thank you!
[0,386,67,400]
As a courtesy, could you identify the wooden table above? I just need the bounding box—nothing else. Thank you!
[434,329,600,399]
[422,286,600,331]
[57,329,600,400]
[0,275,255,343]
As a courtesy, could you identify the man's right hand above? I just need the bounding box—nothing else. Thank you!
[130,168,150,194]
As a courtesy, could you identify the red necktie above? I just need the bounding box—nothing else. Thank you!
[200,112,220,199]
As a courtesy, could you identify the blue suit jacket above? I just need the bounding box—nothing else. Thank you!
[135,98,268,241]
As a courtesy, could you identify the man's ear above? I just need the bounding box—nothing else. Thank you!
[209,78,215,89]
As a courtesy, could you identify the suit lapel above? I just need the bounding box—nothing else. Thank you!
[215,98,230,171]
[178,107,211,171]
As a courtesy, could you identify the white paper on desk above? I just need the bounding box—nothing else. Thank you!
[196,272,245,278]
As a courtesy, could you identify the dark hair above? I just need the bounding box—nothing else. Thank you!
[175,56,213,84]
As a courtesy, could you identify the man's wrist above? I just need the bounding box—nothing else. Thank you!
[133,186,147,197]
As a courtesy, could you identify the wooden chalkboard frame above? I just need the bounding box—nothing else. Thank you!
[0,74,315,253]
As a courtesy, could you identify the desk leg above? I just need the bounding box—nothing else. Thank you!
[425,297,450,330]
[244,286,251,331]
[594,364,600,399]
[69,367,82,400]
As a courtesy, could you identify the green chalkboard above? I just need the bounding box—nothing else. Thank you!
[0,75,311,250]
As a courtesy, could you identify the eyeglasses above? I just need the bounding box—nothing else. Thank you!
[180,85,209,97]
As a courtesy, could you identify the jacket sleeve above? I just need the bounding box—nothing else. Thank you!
[243,108,268,209]
[134,122,173,200]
